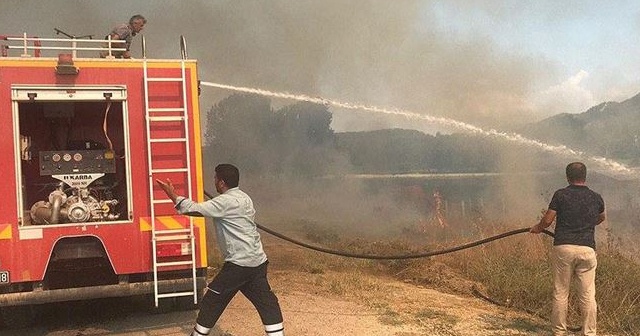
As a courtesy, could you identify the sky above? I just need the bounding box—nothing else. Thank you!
[2,0,639,133]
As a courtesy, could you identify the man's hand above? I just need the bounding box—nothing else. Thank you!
[529,223,544,234]
[530,209,556,234]
[156,178,178,203]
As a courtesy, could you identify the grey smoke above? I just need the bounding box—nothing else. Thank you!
[2,0,561,132]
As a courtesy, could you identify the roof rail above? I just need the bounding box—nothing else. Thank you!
[2,32,126,58]
[142,35,147,59]
[3,32,189,60]
[1,33,42,57]
[180,35,188,60]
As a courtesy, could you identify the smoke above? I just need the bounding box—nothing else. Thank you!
[4,1,638,245]
[2,0,562,132]
[532,70,596,118]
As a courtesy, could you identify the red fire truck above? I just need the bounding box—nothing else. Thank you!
[0,34,207,327]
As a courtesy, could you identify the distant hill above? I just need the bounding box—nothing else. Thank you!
[518,92,640,165]
[335,129,501,173]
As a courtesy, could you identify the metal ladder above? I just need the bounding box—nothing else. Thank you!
[143,37,197,307]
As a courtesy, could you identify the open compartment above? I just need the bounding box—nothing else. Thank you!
[13,86,133,226]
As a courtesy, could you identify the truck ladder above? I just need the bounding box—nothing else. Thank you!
[143,46,198,308]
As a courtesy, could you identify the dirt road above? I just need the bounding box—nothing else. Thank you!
[0,238,583,336]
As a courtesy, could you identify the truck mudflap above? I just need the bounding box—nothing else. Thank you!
[0,277,206,307]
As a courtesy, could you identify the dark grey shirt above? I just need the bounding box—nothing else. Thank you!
[549,184,604,249]
[109,24,133,50]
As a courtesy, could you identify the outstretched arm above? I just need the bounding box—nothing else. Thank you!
[156,179,224,218]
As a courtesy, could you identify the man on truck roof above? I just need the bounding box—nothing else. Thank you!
[100,14,146,59]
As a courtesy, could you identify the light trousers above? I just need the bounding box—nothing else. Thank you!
[551,244,597,336]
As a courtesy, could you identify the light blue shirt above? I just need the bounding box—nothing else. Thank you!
[174,188,267,267]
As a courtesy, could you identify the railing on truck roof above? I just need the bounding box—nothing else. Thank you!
[1,32,189,60]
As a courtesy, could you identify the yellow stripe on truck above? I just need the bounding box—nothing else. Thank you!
[139,218,152,232]
[139,216,187,231]
[194,217,207,266]
[158,216,185,229]
[0,224,12,240]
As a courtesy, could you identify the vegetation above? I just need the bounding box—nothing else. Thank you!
[204,94,340,178]
[203,93,639,179]
[296,221,640,335]
[202,93,556,179]
[203,93,640,334]
[336,130,502,173]
[518,93,640,165]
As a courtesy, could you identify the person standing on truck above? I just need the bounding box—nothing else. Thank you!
[156,164,285,336]
[99,14,146,59]
[530,162,605,336]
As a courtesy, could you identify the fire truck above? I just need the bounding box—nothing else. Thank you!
[0,33,207,327]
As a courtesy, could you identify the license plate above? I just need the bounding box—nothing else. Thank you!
[0,270,9,284]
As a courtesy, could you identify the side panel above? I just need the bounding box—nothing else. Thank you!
[0,59,206,287]
[0,64,19,284]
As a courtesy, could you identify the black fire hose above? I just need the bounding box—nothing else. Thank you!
[257,225,554,259]
[204,190,554,260]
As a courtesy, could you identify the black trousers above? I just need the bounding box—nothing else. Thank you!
[196,261,283,328]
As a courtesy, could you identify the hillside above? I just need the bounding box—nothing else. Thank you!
[518,92,640,164]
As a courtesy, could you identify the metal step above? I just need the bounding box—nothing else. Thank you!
[147,77,183,82]
[157,291,195,299]
[151,199,174,204]
[156,229,191,235]
[151,167,189,174]
[148,116,185,122]
[157,260,195,267]
[148,107,186,113]
[149,138,187,143]
[154,234,191,241]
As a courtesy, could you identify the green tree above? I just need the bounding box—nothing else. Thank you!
[204,93,277,175]
[204,95,340,179]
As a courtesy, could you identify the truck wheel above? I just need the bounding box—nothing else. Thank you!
[0,305,35,329]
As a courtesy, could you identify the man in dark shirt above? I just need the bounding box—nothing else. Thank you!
[531,162,605,336]
[100,15,146,59]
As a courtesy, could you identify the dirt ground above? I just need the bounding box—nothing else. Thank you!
[216,269,553,336]
[212,238,562,336]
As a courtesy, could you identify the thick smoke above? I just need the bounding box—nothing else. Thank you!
[4,1,637,246]
[2,0,560,131]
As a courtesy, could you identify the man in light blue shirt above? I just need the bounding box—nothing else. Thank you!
[157,164,284,336]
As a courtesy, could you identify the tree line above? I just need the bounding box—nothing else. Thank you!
[203,93,560,179]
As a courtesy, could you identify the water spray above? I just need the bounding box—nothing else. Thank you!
[200,81,634,179]
[198,83,615,333]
